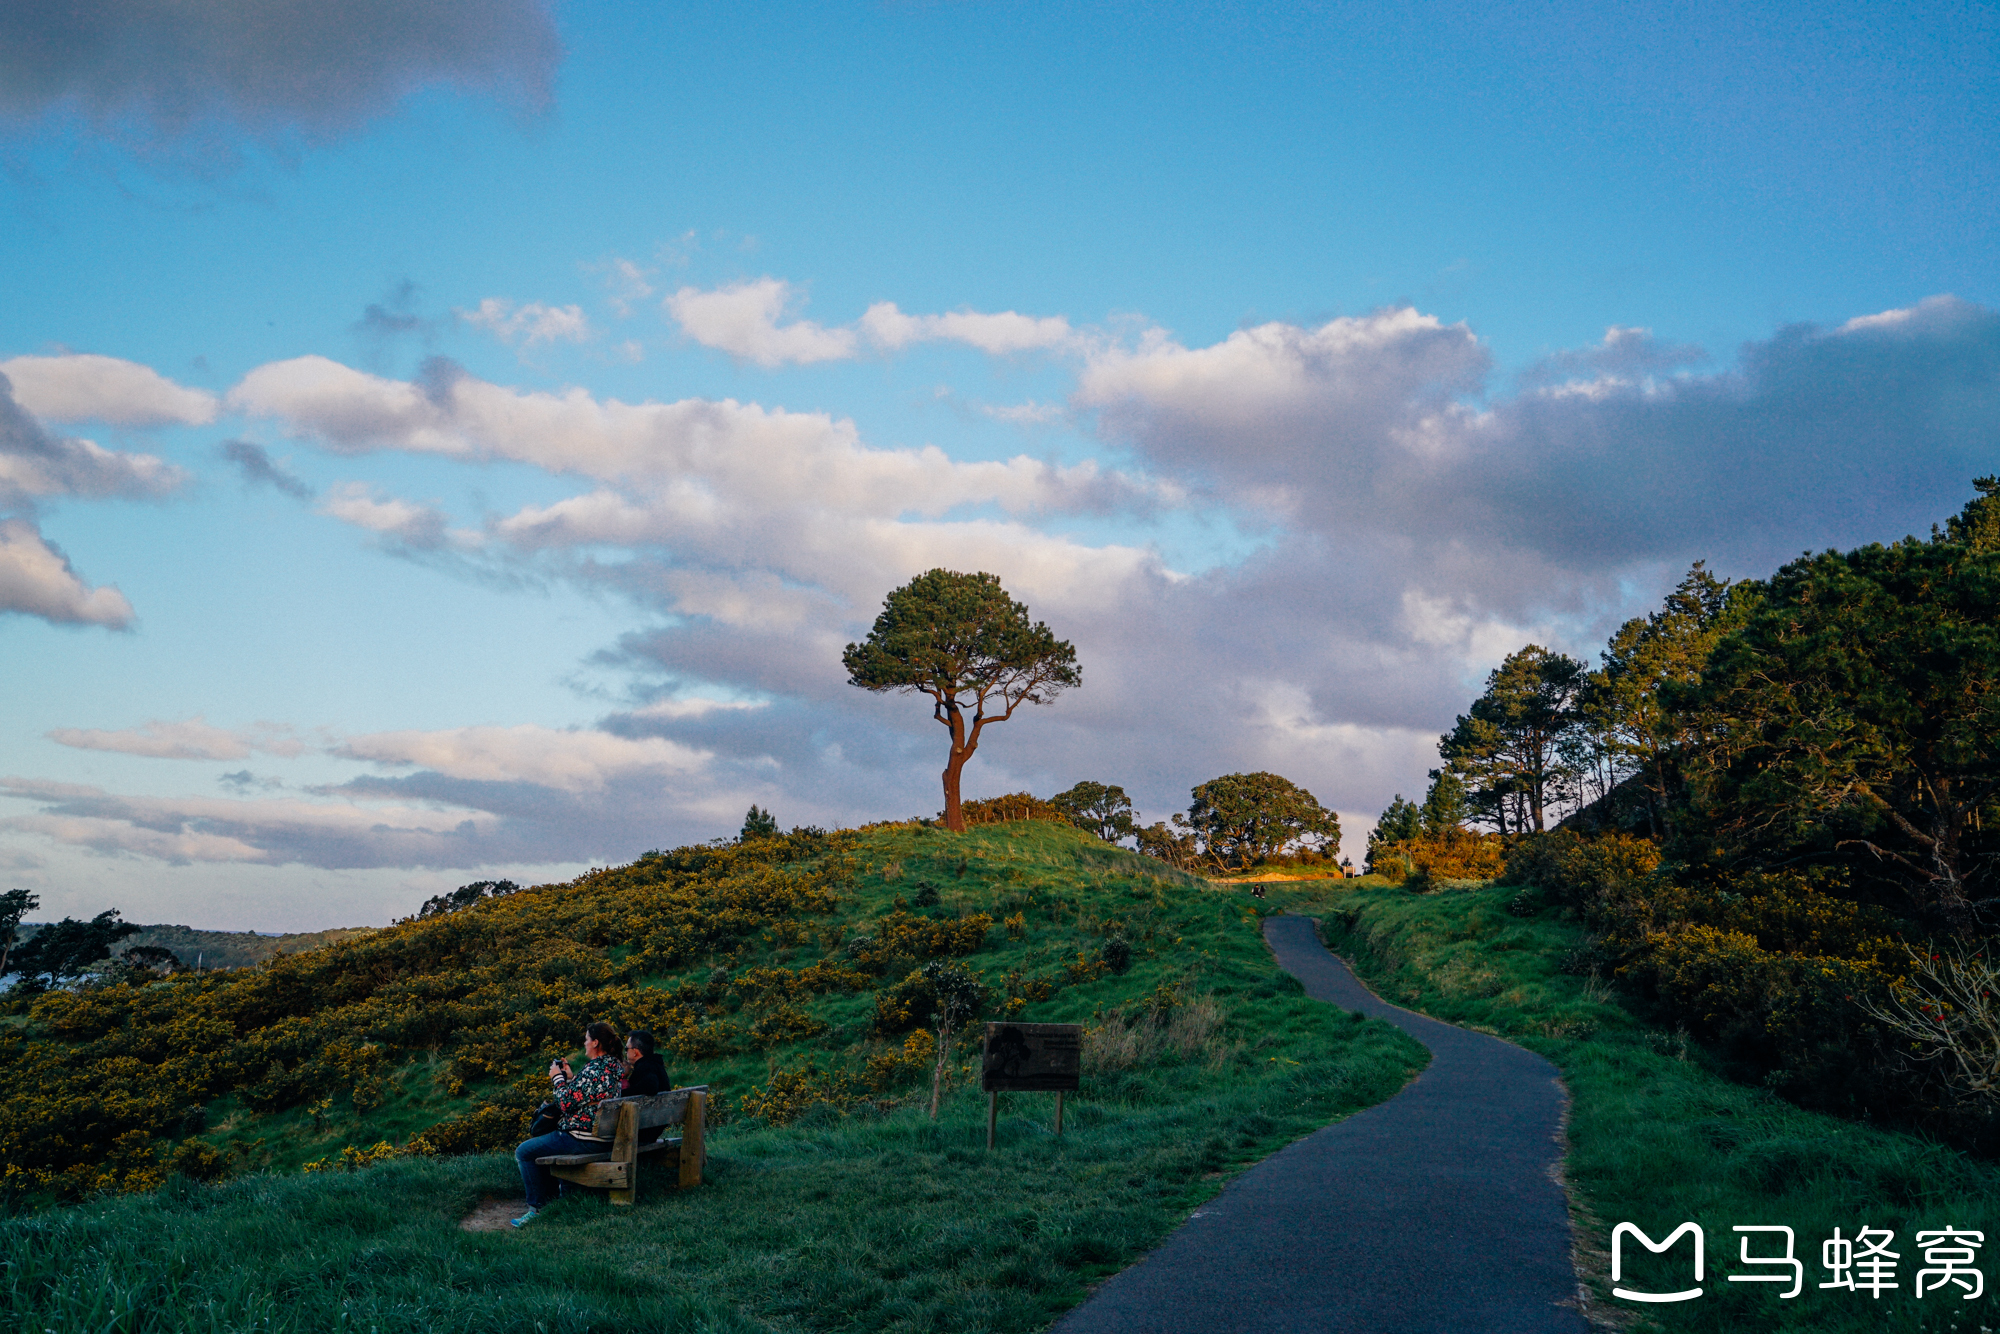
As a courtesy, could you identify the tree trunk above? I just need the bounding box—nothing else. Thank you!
[942,750,969,833]
[929,1023,953,1118]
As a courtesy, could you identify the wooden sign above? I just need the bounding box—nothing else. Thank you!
[981,1021,1082,1093]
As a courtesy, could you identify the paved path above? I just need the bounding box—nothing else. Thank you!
[1053,913,1587,1334]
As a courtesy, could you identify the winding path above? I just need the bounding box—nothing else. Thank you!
[1053,914,1587,1334]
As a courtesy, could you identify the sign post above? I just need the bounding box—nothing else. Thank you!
[981,1021,1082,1149]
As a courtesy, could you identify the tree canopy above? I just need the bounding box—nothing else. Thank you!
[1677,530,2000,929]
[1180,772,1339,871]
[1438,644,1586,833]
[8,909,138,991]
[0,888,38,979]
[843,569,1080,833]
[415,881,522,921]
[740,805,779,841]
[1052,781,1137,843]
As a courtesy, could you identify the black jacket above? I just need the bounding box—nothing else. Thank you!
[623,1053,671,1097]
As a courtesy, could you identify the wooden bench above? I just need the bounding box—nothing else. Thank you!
[535,1085,706,1206]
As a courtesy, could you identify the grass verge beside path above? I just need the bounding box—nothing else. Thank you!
[1270,879,1999,1334]
[1,824,1425,1334]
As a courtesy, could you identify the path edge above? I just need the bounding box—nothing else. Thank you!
[1280,911,1626,1334]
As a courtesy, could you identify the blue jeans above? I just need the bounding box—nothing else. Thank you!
[515,1131,598,1208]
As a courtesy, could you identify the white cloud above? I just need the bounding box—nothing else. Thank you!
[664,278,858,367]
[0,375,187,507]
[230,358,1168,601]
[47,717,304,761]
[0,778,500,868]
[317,482,451,547]
[335,723,711,791]
[859,302,1079,354]
[662,279,1082,366]
[458,298,592,348]
[0,519,133,628]
[1076,308,1487,480]
[1837,294,1970,334]
[977,399,1067,425]
[0,354,219,426]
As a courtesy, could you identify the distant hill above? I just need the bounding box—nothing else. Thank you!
[12,921,375,972]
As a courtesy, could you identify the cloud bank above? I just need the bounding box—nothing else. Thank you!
[0,365,192,627]
[0,0,562,148]
[8,293,1996,887]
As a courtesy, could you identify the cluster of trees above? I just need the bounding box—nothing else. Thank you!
[1363,772,1504,881]
[1432,565,1735,837]
[0,894,180,993]
[412,881,523,921]
[1441,479,2000,936]
[1034,773,1340,875]
[1437,479,2000,1140]
[842,568,1342,875]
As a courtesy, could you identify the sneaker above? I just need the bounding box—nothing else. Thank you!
[510,1207,539,1228]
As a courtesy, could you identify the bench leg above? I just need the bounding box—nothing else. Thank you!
[610,1101,638,1206]
[678,1090,706,1188]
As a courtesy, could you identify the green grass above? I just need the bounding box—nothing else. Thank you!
[1,823,1427,1333]
[1273,878,1999,1334]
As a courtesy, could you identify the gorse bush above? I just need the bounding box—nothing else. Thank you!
[0,821,1428,1334]
[1502,830,1993,1142]
[1369,828,1507,883]
[0,831,878,1196]
[1,820,1359,1201]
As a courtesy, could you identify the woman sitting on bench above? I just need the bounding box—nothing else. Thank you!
[512,1021,625,1227]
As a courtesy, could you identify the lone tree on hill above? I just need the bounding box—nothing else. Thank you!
[844,569,1080,833]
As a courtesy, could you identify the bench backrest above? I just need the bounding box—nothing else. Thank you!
[590,1086,708,1139]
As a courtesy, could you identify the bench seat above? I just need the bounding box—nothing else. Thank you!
[533,1088,706,1204]
[534,1136,681,1167]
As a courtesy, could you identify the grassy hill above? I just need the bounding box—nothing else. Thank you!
[0,820,1426,1333]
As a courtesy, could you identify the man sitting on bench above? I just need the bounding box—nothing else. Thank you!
[623,1030,671,1143]
[512,1021,624,1228]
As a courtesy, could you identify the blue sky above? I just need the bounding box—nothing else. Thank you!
[1,0,1995,929]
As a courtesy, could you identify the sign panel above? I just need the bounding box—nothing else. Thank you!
[981,1021,1082,1092]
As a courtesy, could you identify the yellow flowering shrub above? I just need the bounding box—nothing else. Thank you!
[0,834,860,1196]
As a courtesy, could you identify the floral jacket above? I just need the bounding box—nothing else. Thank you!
[553,1054,624,1138]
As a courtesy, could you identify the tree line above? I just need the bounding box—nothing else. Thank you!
[1406,478,2000,1145]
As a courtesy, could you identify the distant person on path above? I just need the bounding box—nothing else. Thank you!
[512,1021,625,1228]
[623,1030,672,1145]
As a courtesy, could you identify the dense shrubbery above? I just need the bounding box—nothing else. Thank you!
[1499,830,1987,1140]
[0,822,1254,1198]
[956,792,1073,826]
[1398,482,2000,1149]
[1367,829,1507,884]
[0,831,901,1196]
